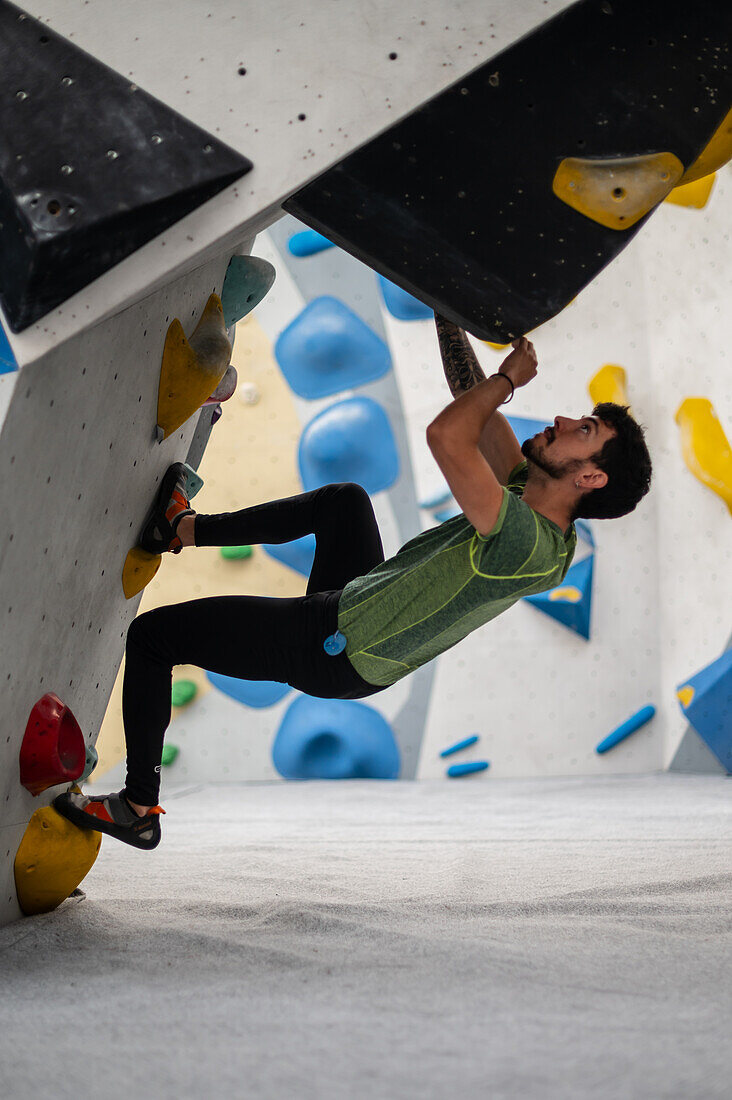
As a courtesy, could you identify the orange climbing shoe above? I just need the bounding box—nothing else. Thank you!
[53,790,165,850]
[138,462,195,555]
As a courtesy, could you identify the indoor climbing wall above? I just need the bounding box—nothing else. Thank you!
[3,0,541,926]
[1,0,729,928]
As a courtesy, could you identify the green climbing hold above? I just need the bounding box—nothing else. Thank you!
[171,680,197,707]
[221,255,276,328]
[160,744,180,767]
[220,545,253,560]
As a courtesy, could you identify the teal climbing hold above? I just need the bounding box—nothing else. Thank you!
[160,744,180,767]
[524,553,594,640]
[676,647,732,773]
[180,463,204,500]
[172,680,197,707]
[275,296,391,399]
[220,545,253,560]
[221,255,276,328]
[288,229,335,257]
[79,744,99,784]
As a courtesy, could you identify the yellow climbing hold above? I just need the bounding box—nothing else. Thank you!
[122,546,161,600]
[14,803,101,916]
[665,173,716,210]
[677,685,695,709]
[481,341,511,351]
[157,294,232,440]
[549,586,582,603]
[678,106,732,185]
[675,398,732,515]
[588,364,629,407]
[553,152,684,230]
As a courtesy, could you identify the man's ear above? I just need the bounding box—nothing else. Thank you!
[577,466,608,491]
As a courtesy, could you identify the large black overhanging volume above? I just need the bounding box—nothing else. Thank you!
[285,0,731,342]
[0,1,253,331]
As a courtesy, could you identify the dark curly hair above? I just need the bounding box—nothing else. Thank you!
[573,403,652,520]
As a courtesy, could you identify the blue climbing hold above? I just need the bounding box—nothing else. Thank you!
[419,487,453,510]
[595,705,656,754]
[505,415,549,448]
[287,229,336,258]
[377,276,433,321]
[440,735,479,758]
[275,297,391,400]
[676,647,732,772]
[323,631,347,656]
[447,761,490,777]
[262,533,316,578]
[0,323,17,375]
[524,553,594,640]
[272,696,400,780]
[434,505,462,522]
[206,671,291,709]
[299,397,399,494]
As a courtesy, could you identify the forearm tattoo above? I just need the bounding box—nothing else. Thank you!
[434,313,487,397]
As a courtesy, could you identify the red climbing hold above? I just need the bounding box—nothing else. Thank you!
[19,693,86,796]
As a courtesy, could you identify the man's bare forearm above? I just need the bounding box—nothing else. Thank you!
[434,313,486,397]
[428,373,514,448]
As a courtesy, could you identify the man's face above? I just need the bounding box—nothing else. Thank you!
[521,415,616,480]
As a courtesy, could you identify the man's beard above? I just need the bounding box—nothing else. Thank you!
[521,435,571,480]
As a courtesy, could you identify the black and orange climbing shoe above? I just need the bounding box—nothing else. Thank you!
[53,790,165,850]
[138,462,195,555]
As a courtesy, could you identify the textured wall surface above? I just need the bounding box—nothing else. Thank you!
[0,246,246,925]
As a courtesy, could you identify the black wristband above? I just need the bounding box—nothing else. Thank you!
[489,372,514,404]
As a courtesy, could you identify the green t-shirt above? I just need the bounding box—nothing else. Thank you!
[337,462,576,686]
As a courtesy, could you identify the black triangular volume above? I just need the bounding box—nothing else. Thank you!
[285,0,731,342]
[0,2,253,331]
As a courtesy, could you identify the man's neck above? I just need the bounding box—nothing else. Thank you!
[521,474,575,535]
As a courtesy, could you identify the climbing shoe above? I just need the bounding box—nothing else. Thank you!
[53,790,165,850]
[138,462,195,555]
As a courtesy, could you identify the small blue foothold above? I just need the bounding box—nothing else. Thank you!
[447,761,490,778]
[595,705,656,754]
[324,630,347,656]
[440,735,480,759]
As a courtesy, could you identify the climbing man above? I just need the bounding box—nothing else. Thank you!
[54,314,652,849]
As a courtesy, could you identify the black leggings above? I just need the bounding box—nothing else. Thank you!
[122,483,386,805]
